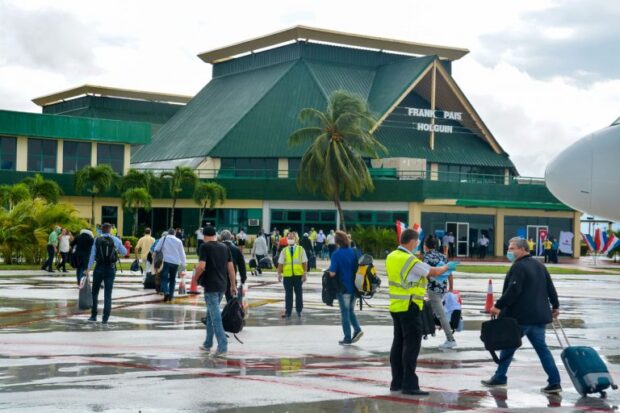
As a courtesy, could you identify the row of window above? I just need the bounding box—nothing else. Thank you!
[0,136,125,174]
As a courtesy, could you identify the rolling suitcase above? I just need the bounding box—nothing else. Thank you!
[552,320,618,397]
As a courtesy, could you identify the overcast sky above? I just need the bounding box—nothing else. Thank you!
[1,0,618,177]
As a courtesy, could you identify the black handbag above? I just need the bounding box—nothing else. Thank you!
[480,316,522,363]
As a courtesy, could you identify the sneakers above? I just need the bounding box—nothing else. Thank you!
[541,384,562,394]
[87,316,96,322]
[212,351,227,359]
[481,377,507,387]
[101,320,109,326]
[351,330,364,343]
[438,340,457,350]
[338,339,352,346]
[199,345,211,352]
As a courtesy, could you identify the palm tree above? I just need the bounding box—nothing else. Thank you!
[75,165,117,225]
[193,182,226,227]
[120,168,162,196]
[21,173,62,204]
[160,166,198,228]
[0,183,31,210]
[288,90,387,231]
[121,188,153,236]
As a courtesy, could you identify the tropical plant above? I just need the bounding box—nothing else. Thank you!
[0,183,31,210]
[120,168,162,196]
[121,187,153,236]
[21,173,62,203]
[160,166,198,228]
[75,164,118,225]
[288,90,387,231]
[192,182,226,227]
[351,225,398,259]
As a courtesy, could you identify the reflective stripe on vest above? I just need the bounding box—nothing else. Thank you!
[386,248,427,312]
[282,246,304,277]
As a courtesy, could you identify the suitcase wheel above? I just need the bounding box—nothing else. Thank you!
[600,391,606,399]
[612,384,618,390]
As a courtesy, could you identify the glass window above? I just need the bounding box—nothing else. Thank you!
[101,206,118,226]
[305,211,319,221]
[287,211,301,221]
[27,138,57,173]
[376,212,392,223]
[97,143,124,174]
[358,212,373,222]
[63,141,91,174]
[0,136,17,171]
[320,211,335,221]
[272,210,284,220]
[288,158,301,178]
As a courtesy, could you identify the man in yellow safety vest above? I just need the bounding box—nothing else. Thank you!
[277,231,308,318]
[387,228,457,396]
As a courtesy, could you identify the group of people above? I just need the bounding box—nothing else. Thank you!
[527,237,561,263]
[41,226,76,274]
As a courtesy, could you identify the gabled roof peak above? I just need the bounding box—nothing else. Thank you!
[198,25,469,64]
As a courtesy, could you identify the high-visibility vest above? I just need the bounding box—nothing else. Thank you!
[386,247,427,312]
[282,246,304,277]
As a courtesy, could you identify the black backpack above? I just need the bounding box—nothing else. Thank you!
[95,236,117,265]
[321,270,339,307]
[222,297,245,334]
[421,302,436,339]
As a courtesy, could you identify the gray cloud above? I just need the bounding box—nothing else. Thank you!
[0,3,110,76]
[476,0,620,85]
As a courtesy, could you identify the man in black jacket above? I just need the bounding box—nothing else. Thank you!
[482,237,561,394]
[220,230,247,302]
[70,229,94,285]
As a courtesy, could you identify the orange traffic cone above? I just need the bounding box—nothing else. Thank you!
[482,279,494,313]
[188,269,200,294]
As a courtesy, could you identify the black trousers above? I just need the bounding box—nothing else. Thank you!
[390,303,422,391]
[479,245,487,259]
[43,245,55,271]
[283,276,303,316]
[91,265,116,322]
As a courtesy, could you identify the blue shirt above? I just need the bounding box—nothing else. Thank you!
[87,233,127,270]
[328,247,358,294]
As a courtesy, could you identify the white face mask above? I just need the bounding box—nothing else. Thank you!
[287,239,295,246]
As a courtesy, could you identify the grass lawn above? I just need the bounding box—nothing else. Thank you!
[458,265,620,275]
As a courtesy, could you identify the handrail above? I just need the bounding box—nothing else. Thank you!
[131,167,546,185]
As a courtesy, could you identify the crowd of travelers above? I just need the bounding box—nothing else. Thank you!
[42,221,563,396]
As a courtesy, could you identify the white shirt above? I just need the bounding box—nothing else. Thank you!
[479,237,490,246]
[195,229,203,241]
[59,235,71,253]
[154,235,187,266]
[277,245,308,265]
[326,233,336,245]
[317,233,326,243]
[238,231,247,241]
[251,235,269,256]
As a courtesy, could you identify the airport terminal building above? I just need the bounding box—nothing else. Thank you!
[0,26,580,257]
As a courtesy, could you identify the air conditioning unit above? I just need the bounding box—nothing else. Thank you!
[248,219,260,226]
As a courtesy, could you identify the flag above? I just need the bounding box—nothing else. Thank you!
[581,233,595,251]
[396,220,407,243]
[411,223,424,253]
[538,228,548,256]
[594,228,603,253]
[601,233,620,255]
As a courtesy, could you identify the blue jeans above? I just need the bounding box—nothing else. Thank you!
[160,262,179,298]
[337,293,361,342]
[204,292,227,353]
[494,324,561,385]
[91,265,115,321]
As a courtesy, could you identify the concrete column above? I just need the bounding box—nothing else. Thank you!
[430,163,439,181]
[408,202,422,226]
[504,168,510,185]
[495,208,505,256]
[573,211,581,258]
[123,144,130,175]
[91,142,97,167]
[278,158,288,178]
[56,140,63,173]
[117,205,124,236]
[16,136,28,171]
[262,201,271,234]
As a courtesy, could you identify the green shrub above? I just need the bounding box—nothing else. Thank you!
[351,226,398,259]
[122,236,139,249]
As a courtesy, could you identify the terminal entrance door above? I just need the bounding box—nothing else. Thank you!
[527,225,548,256]
[446,222,469,257]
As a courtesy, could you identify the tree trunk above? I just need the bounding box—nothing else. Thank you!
[334,196,347,232]
[133,209,138,237]
[91,194,96,225]
[170,197,176,229]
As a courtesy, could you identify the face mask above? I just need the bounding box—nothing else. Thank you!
[287,239,295,246]
[507,251,516,262]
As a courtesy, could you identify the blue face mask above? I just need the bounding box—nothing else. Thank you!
[506,251,516,262]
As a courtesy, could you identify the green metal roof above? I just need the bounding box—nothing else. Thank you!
[455,199,572,211]
[0,109,151,144]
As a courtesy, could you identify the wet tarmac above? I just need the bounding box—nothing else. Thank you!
[1,267,619,412]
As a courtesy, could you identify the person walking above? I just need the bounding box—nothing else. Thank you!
[300,233,316,271]
[195,227,204,255]
[220,230,247,302]
[237,229,247,253]
[316,229,326,258]
[154,228,187,302]
[277,231,308,318]
[482,237,561,394]
[271,228,280,258]
[478,234,490,259]
[329,230,363,345]
[85,223,127,325]
[42,226,61,273]
[251,232,269,275]
[423,235,457,350]
[326,230,337,259]
[309,227,318,249]
[58,228,72,273]
[387,228,456,396]
[195,226,237,358]
[135,228,155,277]
[71,229,94,285]
[543,237,553,263]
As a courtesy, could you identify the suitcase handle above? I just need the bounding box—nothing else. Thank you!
[551,318,571,348]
